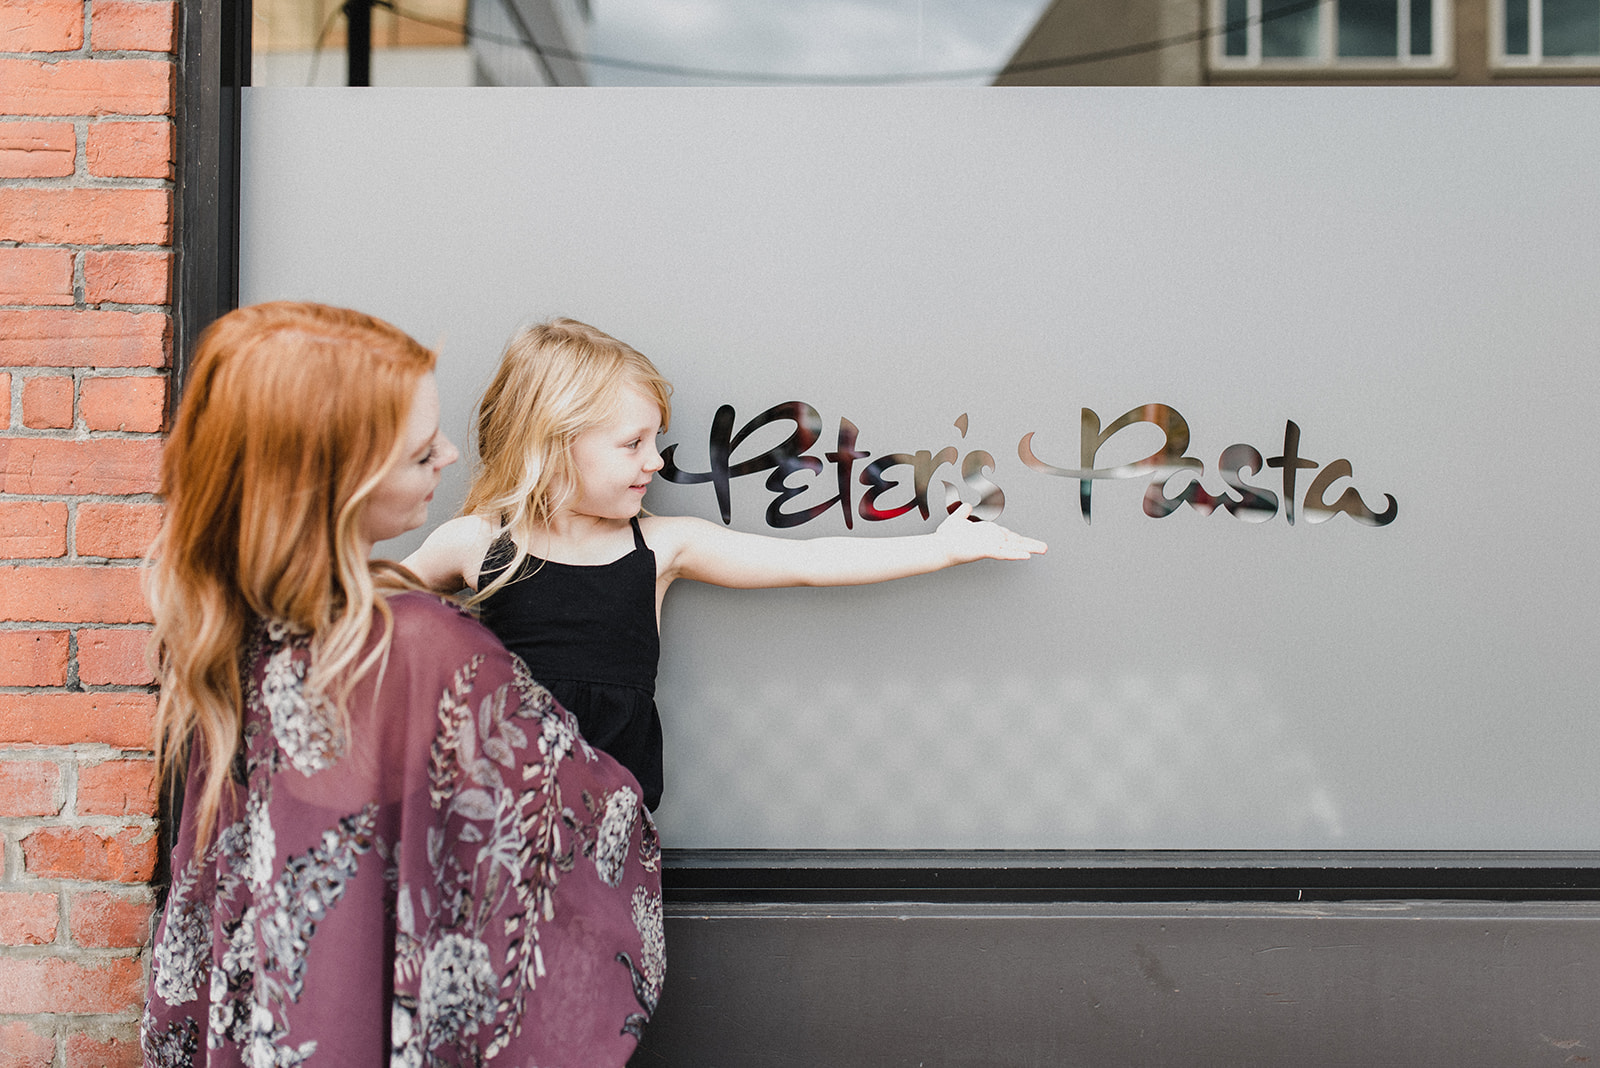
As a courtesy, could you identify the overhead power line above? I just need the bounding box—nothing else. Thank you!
[332,0,1324,86]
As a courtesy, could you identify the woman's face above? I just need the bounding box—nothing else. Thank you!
[359,373,458,552]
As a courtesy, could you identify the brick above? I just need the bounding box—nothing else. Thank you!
[85,118,170,178]
[67,890,151,950]
[0,120,76,178]
[0,1020,56,1067]
[74,503,161,561]
[76,627,154,684]
[0,566,152,624]
[62,1029,142,1068]
[0,691,155,747]
[85,247,172,302]
[21,375,75,429]
[0,760,64,817]
[90,0,176,53]
[0,439,163,495]
[0,630,70,684]
[0,246,75,305]
[79,375,163,431]
[76,759,156,817]
[0,187,169,245]
[0,500,69,559]
[0,58,172,118]
[0,310,169,368]
[83,249,171,304]
[0,955,146,1014]
[0,0,85,52]
[20,825,156,882]
[0,891,61,946]
[2,371,10,428]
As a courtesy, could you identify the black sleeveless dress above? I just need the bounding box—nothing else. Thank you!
[477,518,665,809]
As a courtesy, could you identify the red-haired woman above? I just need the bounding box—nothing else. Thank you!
[141,302,662,1067]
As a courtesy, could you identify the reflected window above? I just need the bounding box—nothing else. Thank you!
[1216,0,1444,66]
[1499,0,1600,63]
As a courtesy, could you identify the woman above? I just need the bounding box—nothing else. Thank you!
[141,302,662,1067]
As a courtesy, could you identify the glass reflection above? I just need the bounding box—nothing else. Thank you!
[1544,0,1600,56]
[1505,0,1531,54]
[1410,0,1433,54]
[656,671,1346,849]
[1263,0,1321,56]
[1339,0,1400,56]
[1226,0,1250,55]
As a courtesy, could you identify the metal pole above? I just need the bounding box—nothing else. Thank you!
[346,0,372,86]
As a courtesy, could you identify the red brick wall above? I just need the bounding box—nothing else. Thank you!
[1,0,175,1062]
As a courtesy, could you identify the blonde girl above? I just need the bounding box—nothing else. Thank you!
[405,318,1046,810]
[143,302,662,1067]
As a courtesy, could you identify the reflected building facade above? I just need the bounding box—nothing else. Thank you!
[996,0,1600,84]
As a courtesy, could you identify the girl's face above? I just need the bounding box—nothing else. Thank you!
[359,373,459,551]
[569,385,665,522]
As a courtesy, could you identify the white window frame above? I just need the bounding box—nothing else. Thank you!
[1493,0,1600,67]
[1210,0,1451,70]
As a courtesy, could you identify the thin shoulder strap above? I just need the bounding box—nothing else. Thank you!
[630,515,648,551]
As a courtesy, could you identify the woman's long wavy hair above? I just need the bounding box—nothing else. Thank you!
[146,301,436,847]
[463,318,672,605]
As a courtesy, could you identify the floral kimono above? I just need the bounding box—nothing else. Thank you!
[143,592,663,1067]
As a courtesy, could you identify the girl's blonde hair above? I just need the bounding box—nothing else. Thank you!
[464,318,672,604]
[146,301,436,846]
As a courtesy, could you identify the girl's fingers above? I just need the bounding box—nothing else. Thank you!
[935,485,1046,557]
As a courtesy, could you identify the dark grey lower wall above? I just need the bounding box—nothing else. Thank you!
[633,900,1600,1067]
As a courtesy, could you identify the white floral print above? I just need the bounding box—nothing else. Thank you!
[615,886,666,1040]
[418,933,498,1044]
[244,786,276,893]
[150,865,211,1005]
[594,786,639,887]
[631,887,665,1010]
[260,624,343,774]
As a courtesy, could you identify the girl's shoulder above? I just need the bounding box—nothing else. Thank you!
[406,514,502,590]
[637,513,736,577]
[637,513,707,553]
[638,513,716,539]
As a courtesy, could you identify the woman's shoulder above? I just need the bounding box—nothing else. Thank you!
[375,592,533,720]
[385,589,502,658]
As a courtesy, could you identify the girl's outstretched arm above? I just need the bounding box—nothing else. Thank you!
[401,515,498,591]
[650,503,1046,590]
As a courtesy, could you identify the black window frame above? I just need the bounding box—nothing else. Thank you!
[178,0,1600,905]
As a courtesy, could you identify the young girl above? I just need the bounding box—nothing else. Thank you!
[404,318,1046,810]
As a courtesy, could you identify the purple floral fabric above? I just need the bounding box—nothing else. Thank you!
[143,592,663,1067]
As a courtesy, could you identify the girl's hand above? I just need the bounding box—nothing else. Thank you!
[936,501,1048,562]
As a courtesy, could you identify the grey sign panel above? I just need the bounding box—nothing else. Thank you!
[241,87,1599,850]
